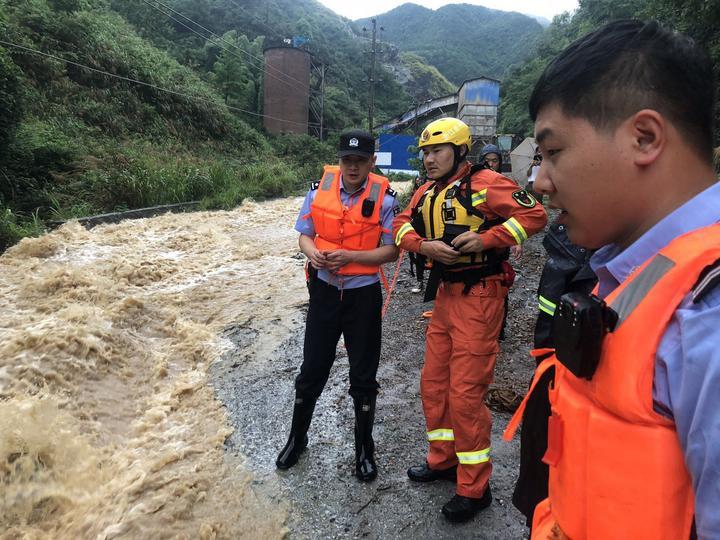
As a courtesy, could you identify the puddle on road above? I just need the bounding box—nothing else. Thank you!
[0,198,309,538]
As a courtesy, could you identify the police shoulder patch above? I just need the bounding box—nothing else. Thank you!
[512,189,537,208]
[310,181,320,190]
[386,187,397,197]
[392,205,400,216]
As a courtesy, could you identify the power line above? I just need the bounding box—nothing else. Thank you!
[0,39,316,129]
[150,0,304,89]
[143,0,309,93]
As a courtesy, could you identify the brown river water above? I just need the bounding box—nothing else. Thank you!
[0,198,312,539]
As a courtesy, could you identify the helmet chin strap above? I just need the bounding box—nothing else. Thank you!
[435,146,467,184]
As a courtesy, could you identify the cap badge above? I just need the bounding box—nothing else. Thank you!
[349,138,359,147]
[420,129,429,142]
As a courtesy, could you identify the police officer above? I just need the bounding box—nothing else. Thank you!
[393,118,547,522]
[504,20,720,539]
[276,130,399,482]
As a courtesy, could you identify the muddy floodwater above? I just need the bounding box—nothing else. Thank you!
[1,185,544,539]
[1,198,309,538]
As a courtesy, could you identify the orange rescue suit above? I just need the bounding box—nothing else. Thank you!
[393,162,547,499]
[310,165,389,276]
[505,224,720,539]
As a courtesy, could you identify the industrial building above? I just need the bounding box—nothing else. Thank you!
[378,77,510,170]
[263,46,311,135]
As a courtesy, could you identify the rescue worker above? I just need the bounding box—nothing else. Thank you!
[480,142,520,336]
[276,130,399,482]
[503,20,720,539]
[393,117,547,522]
[480,143,502,172]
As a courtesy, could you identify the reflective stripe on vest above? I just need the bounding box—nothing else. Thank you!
[610,254,675,327]
[457,447,491,465]
[427,428,454,442]
[320,170,335,190]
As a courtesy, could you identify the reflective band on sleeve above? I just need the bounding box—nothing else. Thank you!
[427,428,455,442]
[538,295,557,316]
[456,447,491,465]
[471,189,488,206]
[502,217,528,244]
[395,222,415,246]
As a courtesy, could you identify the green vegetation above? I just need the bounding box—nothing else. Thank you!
[396,52,456,100]
[0,0,410,250]
[356,3,544,84]
[3,0,718,252]
[499,0,720,140]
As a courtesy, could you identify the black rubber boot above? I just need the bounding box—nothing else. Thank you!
[407,462,457,482]
[441,487,493,523]
[276,395,316,470]
[353,395,377,482]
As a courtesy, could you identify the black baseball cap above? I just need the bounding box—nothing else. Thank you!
[338,130,375,158]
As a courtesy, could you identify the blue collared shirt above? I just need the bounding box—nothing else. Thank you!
[294,175,399,289]
[590,181,720,538]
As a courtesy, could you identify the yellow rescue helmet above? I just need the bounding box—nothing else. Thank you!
[418,117,472,154]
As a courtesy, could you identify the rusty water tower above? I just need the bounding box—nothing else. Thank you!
[263,46,311,135]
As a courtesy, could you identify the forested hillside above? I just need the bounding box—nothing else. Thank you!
[2,0,718,250]
[356,3,544,84]
[0,0,451,249]
[499,0,720,139]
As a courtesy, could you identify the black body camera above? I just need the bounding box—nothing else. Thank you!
[361,198,375,218]
[553,292,618,380]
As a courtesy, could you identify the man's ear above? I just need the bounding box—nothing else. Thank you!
[628,109,665,167]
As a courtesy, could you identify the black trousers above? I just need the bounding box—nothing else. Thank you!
[295,278,382,401]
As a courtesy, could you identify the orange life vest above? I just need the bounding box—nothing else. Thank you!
[310,165,389,276]
[505,223,720,540]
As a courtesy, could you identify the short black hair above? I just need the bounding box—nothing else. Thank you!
[529,20,715,161]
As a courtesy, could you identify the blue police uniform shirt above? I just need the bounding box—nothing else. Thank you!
[591,180,720,538]
[294,175,399,290]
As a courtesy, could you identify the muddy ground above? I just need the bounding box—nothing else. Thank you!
[210,228,548,539]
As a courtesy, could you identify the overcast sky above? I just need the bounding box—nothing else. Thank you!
[316,0,578,22]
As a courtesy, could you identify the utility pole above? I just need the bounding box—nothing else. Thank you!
[319,63,326,141]
[363,19,382,135]
[310,62,328,142]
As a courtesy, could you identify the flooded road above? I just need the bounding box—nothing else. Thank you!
[1,198,309,538]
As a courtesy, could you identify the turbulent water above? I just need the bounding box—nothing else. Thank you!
[0,198,311,539]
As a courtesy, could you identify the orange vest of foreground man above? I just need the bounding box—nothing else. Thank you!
[505,224,720,539]
[309,165,389,276]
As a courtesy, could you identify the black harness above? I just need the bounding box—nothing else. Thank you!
[411,165,509,301]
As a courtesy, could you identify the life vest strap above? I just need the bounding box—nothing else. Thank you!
[503,351,557,441]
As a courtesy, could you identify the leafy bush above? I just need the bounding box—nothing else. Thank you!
[0,206,45,252]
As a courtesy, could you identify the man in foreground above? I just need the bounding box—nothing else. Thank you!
[504,20,719,539]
